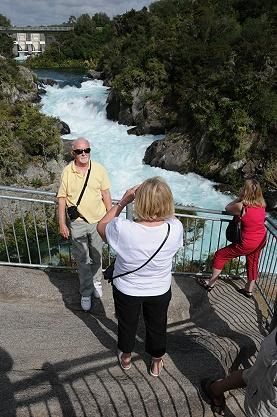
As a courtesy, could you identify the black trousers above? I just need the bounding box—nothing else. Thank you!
[113,286,172,358]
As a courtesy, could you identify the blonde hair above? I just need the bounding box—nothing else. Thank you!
[134,177,174,221]
[242,179,266,208]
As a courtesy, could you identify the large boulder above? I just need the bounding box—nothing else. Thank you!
[87,69,103,80]
[106,89,134,125]
[42,79,57,86]
[1,81,39,103]
[106,86,165,133]
[220,160,246,177]
[143,132,195,172]
[128,92,165,135]
[62,139,74,163]
[106,89,121,121]
[0,65,39,103]
[57,120,71,135]
[264,190,277,212]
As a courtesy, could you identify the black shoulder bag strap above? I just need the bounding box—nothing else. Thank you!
[76,162,91,208]
[112,223,170,280]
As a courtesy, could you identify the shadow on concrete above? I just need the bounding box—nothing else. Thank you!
[168,274,261,416]
[226,278,269,338]
[23,269,252,416]
[0,348,16,417]
[45,270,118,352]
[1,346,224,416]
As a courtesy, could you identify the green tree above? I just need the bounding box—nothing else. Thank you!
[0,13,13,57]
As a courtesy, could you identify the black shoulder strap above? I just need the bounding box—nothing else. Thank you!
[76,162,91,207]
[113,223,170,279]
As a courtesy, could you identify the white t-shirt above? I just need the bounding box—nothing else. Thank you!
[105,217,183,296]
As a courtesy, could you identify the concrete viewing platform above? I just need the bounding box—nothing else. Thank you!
[0,266,267,417]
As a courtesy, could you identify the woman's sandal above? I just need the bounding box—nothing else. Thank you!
[200,378,226,416]
[195,277,214,292]
[150,359,164,377]
[237,288,253,299]
[118,350,131,370]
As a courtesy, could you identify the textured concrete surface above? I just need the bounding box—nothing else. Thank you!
[0,266,267,417]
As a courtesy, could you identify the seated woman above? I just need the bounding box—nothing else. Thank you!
[97,177,183,376]
[196,178,266,297]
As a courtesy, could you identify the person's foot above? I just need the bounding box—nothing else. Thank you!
[237,288,253,299]
[150,358,164,377]
[201,379,225,415]
[81,296,91,311]
[195,277,214,292]
[93,283,103,298]
[118,350,131,370]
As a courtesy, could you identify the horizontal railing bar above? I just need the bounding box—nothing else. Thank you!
[175,204,227,215]
[0,185,56,196]
[176,213,230,221]
[0,195,56,204]
[0,185,275,222]
[0,261,72,269]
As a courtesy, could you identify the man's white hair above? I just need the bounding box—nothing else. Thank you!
[72,137,90,150]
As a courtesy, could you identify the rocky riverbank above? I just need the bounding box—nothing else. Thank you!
[103,78,277,211]
[0,57,70,192]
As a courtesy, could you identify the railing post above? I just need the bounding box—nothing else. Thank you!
[269,297,277,332]
[126,203,133,220]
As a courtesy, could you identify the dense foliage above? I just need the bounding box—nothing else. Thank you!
[100,0,277,160]
[25,0,277,189]
[0,13,13,57]
[0,1,276,189]
[26,13,112,69]
[0,58,62,184]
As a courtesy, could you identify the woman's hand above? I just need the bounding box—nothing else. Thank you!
[119,185,140,206]
[97,184,140,242]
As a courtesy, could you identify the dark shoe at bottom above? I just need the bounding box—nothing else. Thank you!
[237,288,253,299]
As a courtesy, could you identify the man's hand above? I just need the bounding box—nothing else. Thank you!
[59,223,70,239]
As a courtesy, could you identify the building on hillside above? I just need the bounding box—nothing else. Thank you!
[0,26,73,59]
[12,32,46,57]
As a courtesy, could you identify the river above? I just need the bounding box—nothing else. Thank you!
[35,69,231,209]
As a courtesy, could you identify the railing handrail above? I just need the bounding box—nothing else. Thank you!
[0,185,56,197]
[1,185,276,224]
[0,184,276,319]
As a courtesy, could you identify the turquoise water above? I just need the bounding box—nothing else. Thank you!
[37,69,232,210]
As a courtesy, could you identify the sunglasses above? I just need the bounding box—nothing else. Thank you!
[73,148,91,155]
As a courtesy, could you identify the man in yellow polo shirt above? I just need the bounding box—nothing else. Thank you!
[57,137,112,311]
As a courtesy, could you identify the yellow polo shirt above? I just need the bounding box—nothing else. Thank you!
[57,161,111,223]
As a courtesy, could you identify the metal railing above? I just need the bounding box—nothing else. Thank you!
[0,185,276,315]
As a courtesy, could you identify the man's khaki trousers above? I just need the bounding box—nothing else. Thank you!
[70,220,103,296]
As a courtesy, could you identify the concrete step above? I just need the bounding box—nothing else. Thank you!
[0,266,265,417]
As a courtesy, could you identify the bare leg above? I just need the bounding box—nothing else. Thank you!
[245,280,255,293]
[206,268,222,287]
[209,370,246,405]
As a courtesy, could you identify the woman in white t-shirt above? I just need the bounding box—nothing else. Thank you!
[97,177,183,377]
